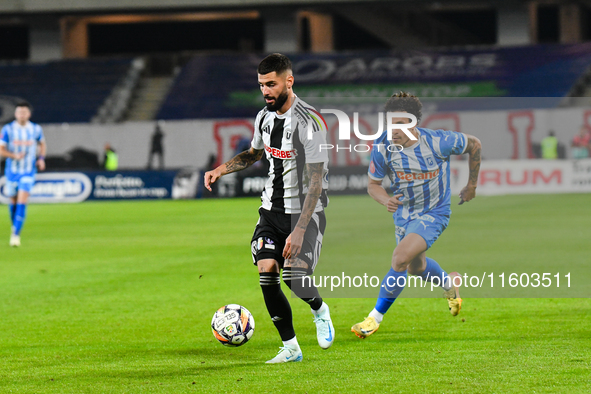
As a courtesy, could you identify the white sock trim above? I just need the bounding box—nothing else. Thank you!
[369,308,384,324]
[283,336,299,348]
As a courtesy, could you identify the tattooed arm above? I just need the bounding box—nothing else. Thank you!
[204,147,263,191]
[458,134,482,205]
[283,162,324,259]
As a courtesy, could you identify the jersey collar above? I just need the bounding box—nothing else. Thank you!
[13,120,31,128]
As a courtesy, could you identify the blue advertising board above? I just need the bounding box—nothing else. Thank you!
[0,170,201,203]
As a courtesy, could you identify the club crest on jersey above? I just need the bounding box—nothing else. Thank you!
[427,157,435,166]
[264,144,297,159]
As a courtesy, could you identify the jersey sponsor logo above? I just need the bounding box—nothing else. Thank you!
[264,144,298,159]
[417,215,435,223]
[264,237,276,250]
[11,140,35,146]
[396,168,440,182]
[417,214,435,223]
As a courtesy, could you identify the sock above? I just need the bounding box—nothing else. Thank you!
[13,204,26,236]
[282,267,323,311]
[312,301,328,317]
[260,272,295,341]
[374,268,407,314]
[282,336,300,349]
[8,204,16,225]
[420,257,451,291]
[369,308,384,324]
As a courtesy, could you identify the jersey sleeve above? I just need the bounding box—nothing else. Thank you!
[299,121,328,164]
[368,143,388,181]
[434,130,468,157]
[36,125,45,142]
[251,111,265,150]
[0,126,8,146]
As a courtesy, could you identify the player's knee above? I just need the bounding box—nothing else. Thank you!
[391,250,413,270]
[257,259,279,274]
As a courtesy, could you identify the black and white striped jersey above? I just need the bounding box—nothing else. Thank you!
[251,97,329,214]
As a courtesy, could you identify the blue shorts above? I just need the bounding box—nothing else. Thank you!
[3,174,35,197]
[394,212,449,250]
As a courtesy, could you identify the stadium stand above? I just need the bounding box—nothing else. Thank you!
[157,43,591,119]
[0,57,133,123]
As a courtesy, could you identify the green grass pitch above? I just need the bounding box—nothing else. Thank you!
[0,194,589,393]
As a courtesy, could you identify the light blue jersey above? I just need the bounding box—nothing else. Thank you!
[1,120,44,181]
[368,127,467,222]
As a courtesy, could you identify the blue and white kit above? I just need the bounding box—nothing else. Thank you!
[368,127,468,248]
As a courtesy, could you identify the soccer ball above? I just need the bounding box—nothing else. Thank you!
[211,304,255,347]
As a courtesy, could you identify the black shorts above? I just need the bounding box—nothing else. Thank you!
[251,207,326,274]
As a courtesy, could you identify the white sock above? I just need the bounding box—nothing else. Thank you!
[283,336,299,349]
[312,301,327,316]
[369,308,384,324]
[441,274,453,291]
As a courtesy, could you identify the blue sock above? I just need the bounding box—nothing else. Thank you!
[8,204,16,225]
[420,257,449,288]
[13,204,27,235]
[374,268,407,314]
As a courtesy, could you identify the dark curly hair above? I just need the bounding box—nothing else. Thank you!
[384,92,422,123]
[258,53,292,75]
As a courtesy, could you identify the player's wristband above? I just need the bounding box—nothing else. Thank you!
[38,156,45,161]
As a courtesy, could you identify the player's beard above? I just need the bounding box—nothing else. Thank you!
[264,89,289,112]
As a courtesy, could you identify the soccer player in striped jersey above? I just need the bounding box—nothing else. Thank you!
[0,102,46,247]
[351,92,482,339]
[204,53,334,363]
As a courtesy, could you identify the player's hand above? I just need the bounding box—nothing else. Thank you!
[459,185,477,205]
[204,168,222,192]
[36,158,46,171]
[13,152,25,160]
[283,227,305,260]
[386,194,404,213]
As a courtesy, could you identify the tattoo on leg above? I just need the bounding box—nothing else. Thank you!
[284,258,310,269]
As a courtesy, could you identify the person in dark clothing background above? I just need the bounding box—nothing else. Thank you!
[148,121,165,170]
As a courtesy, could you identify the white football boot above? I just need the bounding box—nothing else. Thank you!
[9,234,20,247]
[312,302,335,349]
[265,345,303,364]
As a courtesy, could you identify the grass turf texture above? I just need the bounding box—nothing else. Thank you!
[0,195,589,393]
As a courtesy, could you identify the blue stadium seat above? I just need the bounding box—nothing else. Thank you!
[0,58,132,123]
